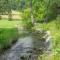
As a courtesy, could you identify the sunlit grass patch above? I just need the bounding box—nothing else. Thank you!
[0,20,22,28]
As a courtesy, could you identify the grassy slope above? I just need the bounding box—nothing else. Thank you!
[38,54,60,60]
[0,28,18,49]
[0,20,22,50]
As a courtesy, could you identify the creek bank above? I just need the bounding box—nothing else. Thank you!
[32,29,52,53]
[0,37,18,54]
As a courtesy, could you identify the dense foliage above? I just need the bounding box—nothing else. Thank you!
[0,0,60,21]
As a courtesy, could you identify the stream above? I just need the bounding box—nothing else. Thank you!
[0,36,34,60]
[0,32,52,60]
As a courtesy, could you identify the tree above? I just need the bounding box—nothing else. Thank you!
[0,0,19,20]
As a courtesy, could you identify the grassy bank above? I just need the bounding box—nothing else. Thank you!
[0,28,18,50]
[36,16,60,60]
[35,21,60,53]
[0,20,20,51]
[38,54,60,60]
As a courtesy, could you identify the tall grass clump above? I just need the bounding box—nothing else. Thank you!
[0,28,18,50]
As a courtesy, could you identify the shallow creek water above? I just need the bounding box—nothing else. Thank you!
[0,35,52,60]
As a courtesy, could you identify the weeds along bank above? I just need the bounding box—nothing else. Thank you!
[0,20,19,52]
[36,16,60,60]
[0,28,18,51]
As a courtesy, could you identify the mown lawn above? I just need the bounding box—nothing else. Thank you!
[36,16,60,60]
[0,20,22,28]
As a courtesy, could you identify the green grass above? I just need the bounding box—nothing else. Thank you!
[0,18,60,60]
[35,21,60,51]
[38,53,60,60]
[35,16,60,60]
[0,20,21,50]
[0,20,22,28]
[0,28,18,49]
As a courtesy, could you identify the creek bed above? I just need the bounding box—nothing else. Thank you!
[0,31,52,60]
